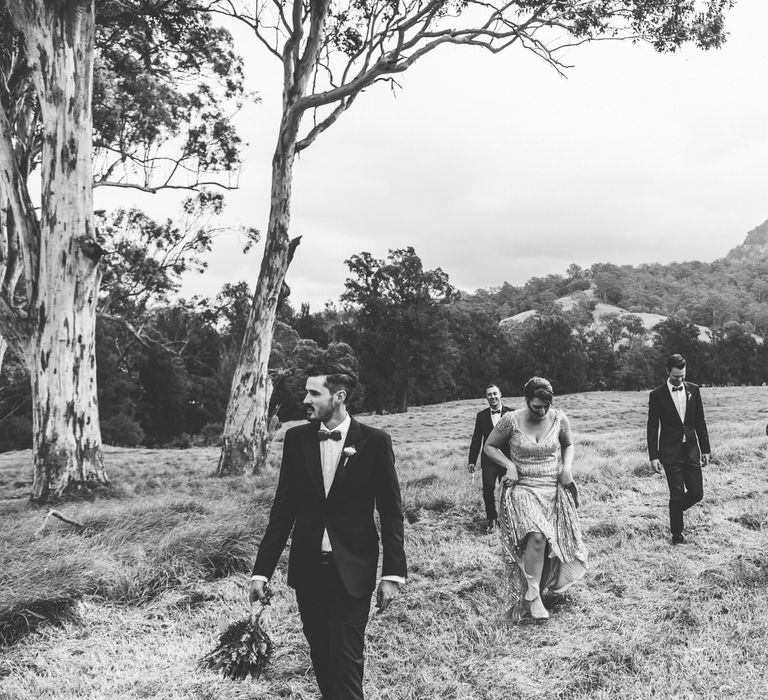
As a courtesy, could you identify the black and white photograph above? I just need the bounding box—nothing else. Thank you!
[1,1,767,698]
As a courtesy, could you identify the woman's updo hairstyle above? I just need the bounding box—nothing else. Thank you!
[523,376,554,405]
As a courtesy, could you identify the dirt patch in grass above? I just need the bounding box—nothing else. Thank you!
[0,597,81,647]
[728,513,766,531]
[405,473,441,488]
[585,520,619,538]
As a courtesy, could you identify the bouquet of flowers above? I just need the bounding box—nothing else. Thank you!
[200,589,274,680]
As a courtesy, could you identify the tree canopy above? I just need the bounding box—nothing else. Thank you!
[93,0,247,192]
[341,247,456,412]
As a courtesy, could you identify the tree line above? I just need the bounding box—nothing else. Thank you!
[3,241,766,453]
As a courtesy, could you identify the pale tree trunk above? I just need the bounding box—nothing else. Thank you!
[0,336,7,377]
[0,203,27,399]
[0,208,10,375]
[217,139,300,475]
[9,0,107,500]
[217,0,332,475]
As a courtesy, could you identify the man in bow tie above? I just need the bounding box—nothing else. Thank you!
[647,354,711,545]
[468,384,513,533]
[250,361,406,699]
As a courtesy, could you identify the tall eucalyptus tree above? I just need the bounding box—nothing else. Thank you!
[0,0,245,499]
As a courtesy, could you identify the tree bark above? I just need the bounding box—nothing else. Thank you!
[0,336,7,376]
[217,141,301,475]
[8,1,107,500]
[216,0,333,475]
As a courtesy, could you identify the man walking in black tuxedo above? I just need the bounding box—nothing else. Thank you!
[647,354,711,545]
[250,362,406,700]
[468,384,513,533]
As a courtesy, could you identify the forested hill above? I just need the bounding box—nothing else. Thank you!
[725,218,768,262]
[484,219,768,336]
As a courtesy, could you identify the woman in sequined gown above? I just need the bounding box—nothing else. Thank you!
[484,377,587,621]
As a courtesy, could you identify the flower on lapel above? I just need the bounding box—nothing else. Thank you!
[686,390,692,401]
[342,446,357,458]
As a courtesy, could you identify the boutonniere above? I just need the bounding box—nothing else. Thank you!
[342,446,357,459]
[686,390,692,401]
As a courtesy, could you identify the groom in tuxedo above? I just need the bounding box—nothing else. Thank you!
[647,353,711,544]
[250,362,406,700]
[468,384,513,533]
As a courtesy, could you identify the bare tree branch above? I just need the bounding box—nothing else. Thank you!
[295,94,357,153]
[34,508,85,537]
[93,180,238,194]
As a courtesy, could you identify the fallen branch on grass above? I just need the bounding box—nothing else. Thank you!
[34,509,85,538]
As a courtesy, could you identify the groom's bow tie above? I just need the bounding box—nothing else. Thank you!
[491,409,501,414]
[318,430,342,441]
[671,386,683,392]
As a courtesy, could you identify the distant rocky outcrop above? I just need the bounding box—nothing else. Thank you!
[725,219,768,262]
[497,218,768,345]
[499,287,713,345]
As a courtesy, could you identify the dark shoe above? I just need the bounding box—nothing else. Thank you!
[672,533,687,545]
[487,519,497,534]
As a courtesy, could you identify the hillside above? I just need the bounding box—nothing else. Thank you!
[499,287,714,344]
[725,218,768,262]
[486,218,768,337]
[2,388,768,698]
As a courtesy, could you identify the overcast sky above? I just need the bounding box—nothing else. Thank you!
[96,0,768,311]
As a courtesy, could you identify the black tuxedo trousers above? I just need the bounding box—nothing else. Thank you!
[662,461,703,537]
[296,557,370,700]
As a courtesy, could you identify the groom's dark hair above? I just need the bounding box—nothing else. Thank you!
[307,360,357,402]
[666,354,687,372]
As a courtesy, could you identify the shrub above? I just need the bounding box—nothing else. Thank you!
[101,413,145,447]
[168,433,194,449]
[201,422,223,446]
[0,415,33,452]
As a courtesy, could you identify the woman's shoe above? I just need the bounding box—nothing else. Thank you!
[529,596,549,620]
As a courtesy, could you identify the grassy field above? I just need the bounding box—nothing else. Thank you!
[1,387,768,699]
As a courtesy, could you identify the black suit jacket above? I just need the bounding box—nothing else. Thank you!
[647,382,711,467]
[252,417,406,598]
[468,405,513,468]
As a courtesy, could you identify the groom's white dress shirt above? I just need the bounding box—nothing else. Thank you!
[667,379,687,441]
[319,415,351,551]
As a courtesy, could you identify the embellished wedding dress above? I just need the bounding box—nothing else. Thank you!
[496,409,588,621]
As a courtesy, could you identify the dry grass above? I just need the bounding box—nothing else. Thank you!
[1,387,768,699]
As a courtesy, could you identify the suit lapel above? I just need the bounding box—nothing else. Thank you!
[481,407,492,433]
[661,385,683,425]
[682,382,693,425]
[301,423,325,499]
[328,417,364,499]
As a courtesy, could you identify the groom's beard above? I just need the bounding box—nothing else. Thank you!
[305,402,334,423]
